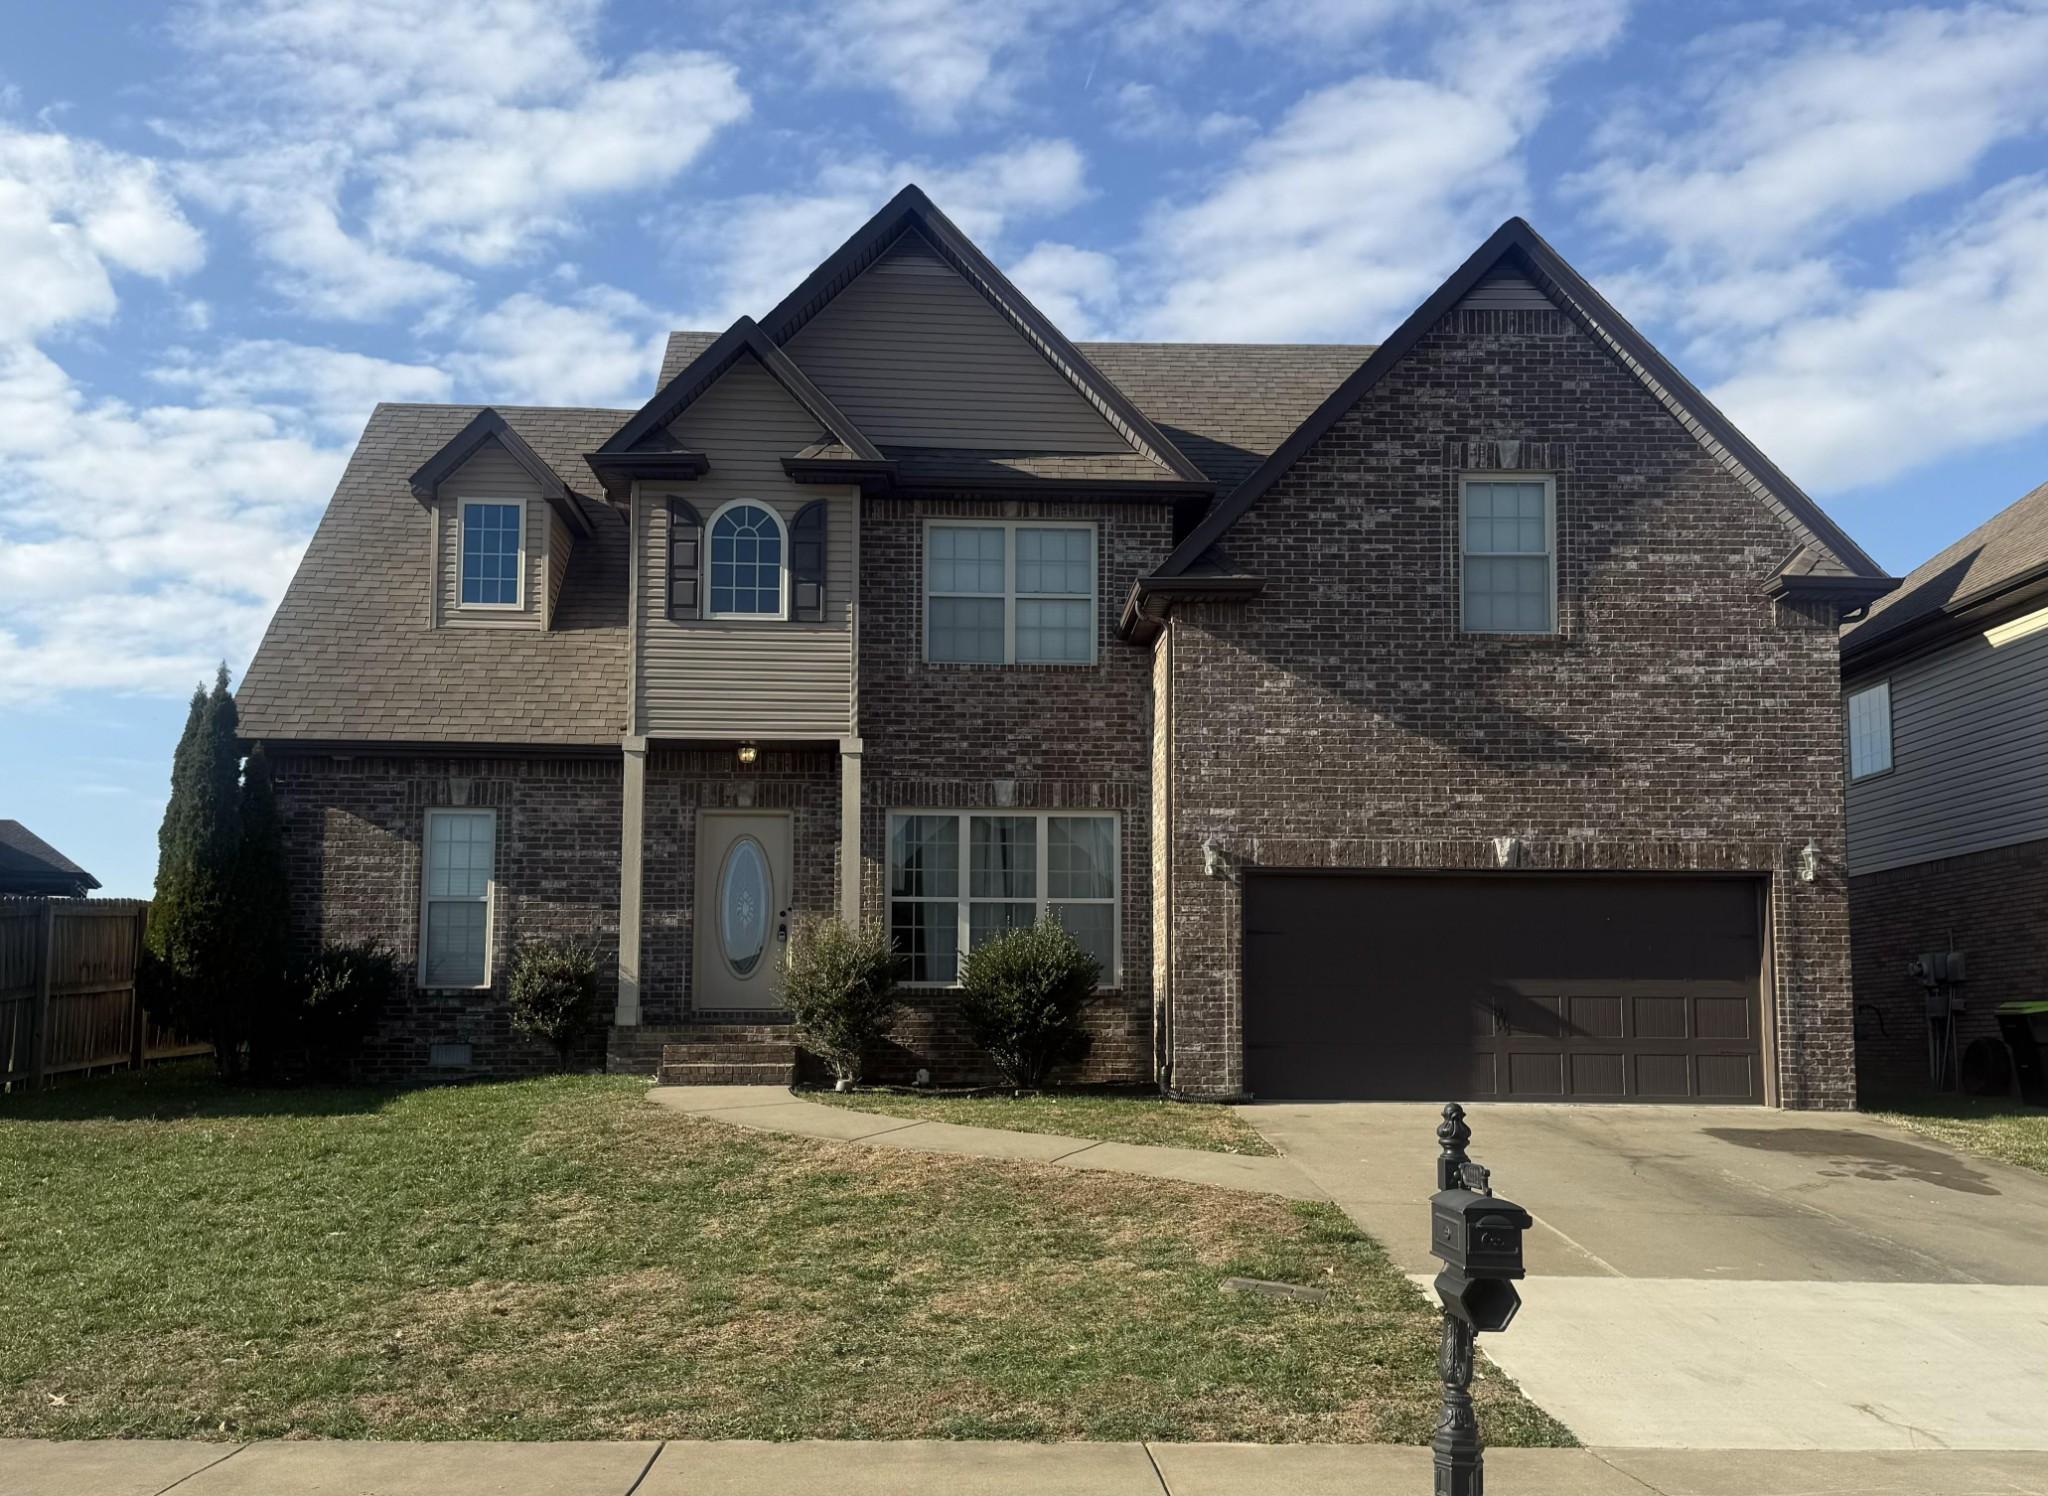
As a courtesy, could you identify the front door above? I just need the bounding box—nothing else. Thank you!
[695,811,794,1011]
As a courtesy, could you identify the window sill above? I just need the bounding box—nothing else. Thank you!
[920,660,1103,671]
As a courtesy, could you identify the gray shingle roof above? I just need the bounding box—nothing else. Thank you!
[1076,343,1372,495]
[1845,477,2048,654]
[237,404,634,746]
[0,820,98,889]
[658,331,722,387]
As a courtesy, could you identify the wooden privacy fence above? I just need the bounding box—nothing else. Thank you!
[0,897,211,1088]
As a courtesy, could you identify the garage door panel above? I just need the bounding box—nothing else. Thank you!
[1242,873,1764,1103]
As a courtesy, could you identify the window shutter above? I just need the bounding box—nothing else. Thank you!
[791,501,827,622]
[667,498,702,620]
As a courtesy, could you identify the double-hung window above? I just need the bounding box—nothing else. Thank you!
[459,498,524,607]
[422,809,495,988]
[1846,681,1892,780]
[926,522,1095,664]
[1461,477,1554,633]
[888,810,1118,985]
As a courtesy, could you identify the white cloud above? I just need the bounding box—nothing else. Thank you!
[677,139,1091,325]
[0,343,344,702]
[173,0,748,318]
[1711,176,2048,493]
[1128,0,1627,341]
[151,340,453,436]
[1009,242,1120,339]
[449,285,670,406]
[1574,5,2048,266]
[0,125,203,341]
[773,0,1084,131]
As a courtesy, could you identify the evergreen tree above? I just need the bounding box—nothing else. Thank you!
[141,666,249,1077]
[236,743,294,1070]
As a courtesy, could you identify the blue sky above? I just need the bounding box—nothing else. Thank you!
[5,0,2048,896]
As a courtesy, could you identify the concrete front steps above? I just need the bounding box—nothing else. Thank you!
[608,1023,798,1085]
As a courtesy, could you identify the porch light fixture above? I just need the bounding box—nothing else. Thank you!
[1797,840,1820,884]
[1202,837,1225,879]
[737,744,759,767]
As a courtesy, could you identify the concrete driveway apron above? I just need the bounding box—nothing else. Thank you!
[1238,1102,2048,1450]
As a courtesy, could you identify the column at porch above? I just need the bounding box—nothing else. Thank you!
[839,737,863,925]
[616,735,647,1025]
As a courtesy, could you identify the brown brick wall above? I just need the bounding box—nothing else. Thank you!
[273,752,621,1081]
[1850,838,2048,1094]
[1159,305,1856,1106]
[853,495,1173,1083]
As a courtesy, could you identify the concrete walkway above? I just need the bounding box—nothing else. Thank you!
[1239,1102,2048,1451]
[10,1440,2048,1496]
[648,1085,1325,1199]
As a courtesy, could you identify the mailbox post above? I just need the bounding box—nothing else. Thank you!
[1428,1103,1532,1496]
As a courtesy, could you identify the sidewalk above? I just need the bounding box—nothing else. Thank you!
[647,1086,1325,1200]
[9,1439,2048,1496]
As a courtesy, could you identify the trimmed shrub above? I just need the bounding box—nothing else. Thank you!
[781,915,900,1087]
[299,941,397,1070]
[507,938,599,1068]
[957,916,1101,1088]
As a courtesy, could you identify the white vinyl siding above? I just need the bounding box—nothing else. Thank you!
[421,809,495,989]
[1461,477,1554,634]
[1847,681,1893,781]
[925,521,1096,665]
[888,811,1119,986]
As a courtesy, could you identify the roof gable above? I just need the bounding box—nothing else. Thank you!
[408,408,593,537]
[591,318,884,498]
[757,186,1207,484]
[1149,218,1891,599]
[786,230,1132,453]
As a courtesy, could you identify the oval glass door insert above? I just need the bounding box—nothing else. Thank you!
[719,837,772,976]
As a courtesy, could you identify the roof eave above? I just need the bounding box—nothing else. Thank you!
[584,450,712,503]
[1843,560,2048,672]
[1117,572,1267,642]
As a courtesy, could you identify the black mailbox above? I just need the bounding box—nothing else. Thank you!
[1430,1187,1532,1278]
[1430,1184,1532,1333]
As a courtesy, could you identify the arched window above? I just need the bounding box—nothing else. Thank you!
[707,501,787,618]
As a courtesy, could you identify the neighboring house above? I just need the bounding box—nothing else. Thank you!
[0,821,101,898]
[237,187,1893,1105]
[1842,479,2048,1093]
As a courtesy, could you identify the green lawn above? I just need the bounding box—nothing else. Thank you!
[805,1088,1276,1156]
[1867,1095,2048,1174]
[0,1063,1568,1446]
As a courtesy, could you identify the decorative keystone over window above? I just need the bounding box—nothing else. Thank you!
[926,521,1096,664]
[1460,477,1554,634]
[888,810,1118,985]
[1847,680,1892,780]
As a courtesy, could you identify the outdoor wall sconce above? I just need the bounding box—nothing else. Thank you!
[1798,840,1820,884]
[1202,837,1226,879]
[737,744,759,767]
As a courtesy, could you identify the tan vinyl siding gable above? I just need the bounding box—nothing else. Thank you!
[1846,623,2048,875]
[785,232,1132,453]
[545,507,572,628]
[638,355,856,738]
[438,443,547,629]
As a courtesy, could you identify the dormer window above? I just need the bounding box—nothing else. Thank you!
[459,498,524,607]
[708,501,788,619]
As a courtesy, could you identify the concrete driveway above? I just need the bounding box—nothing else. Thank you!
[1239,1103,2048,1450]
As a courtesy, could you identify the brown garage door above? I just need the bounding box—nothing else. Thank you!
[1242,873,1764,1102]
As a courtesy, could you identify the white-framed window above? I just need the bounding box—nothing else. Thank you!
[888,810,1118,986]
[925,521,1096,664]
[458,497,525,608]
[708,499,788,619]
[1847,680,1893,781]
[421,809,496,988]
[1460,476,1555,634]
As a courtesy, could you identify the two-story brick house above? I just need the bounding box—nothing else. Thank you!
[237,188,1892,1106]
